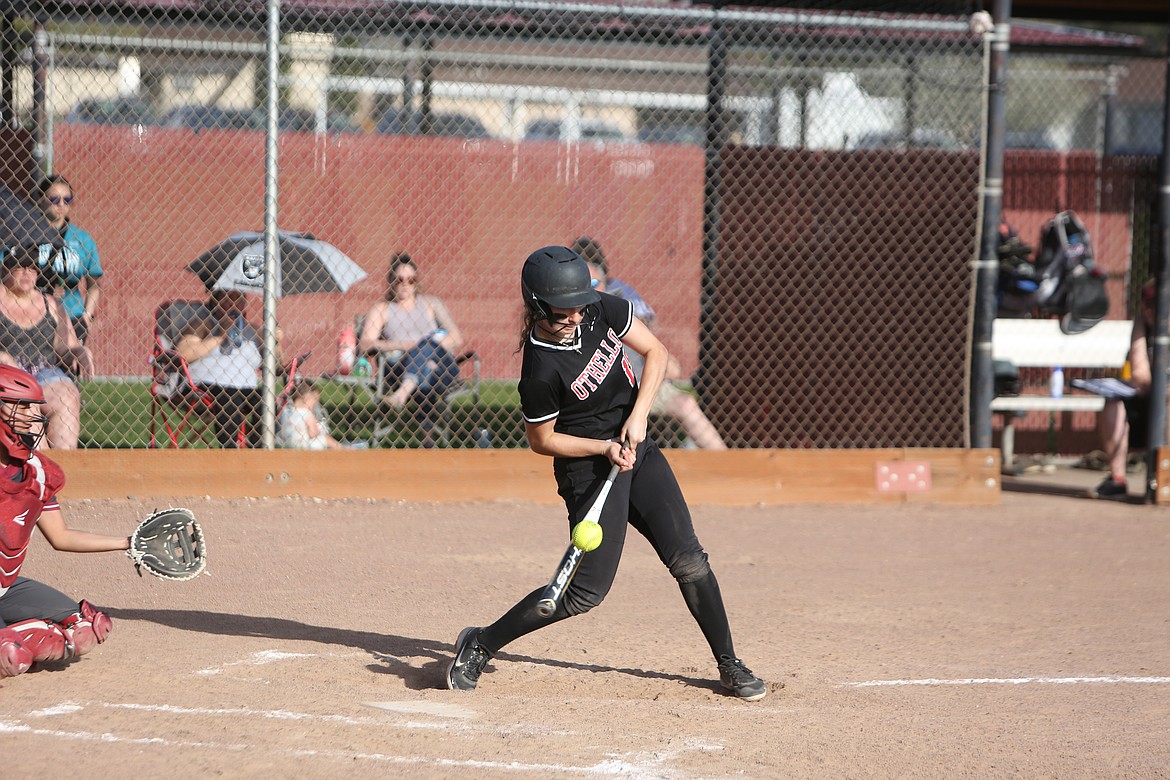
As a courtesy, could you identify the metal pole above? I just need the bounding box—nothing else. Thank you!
[402,33,417,134]
[31,22,47,175]
[696,8,727,430]
[420,31,434,135]
[1143,19,1170,502]
[904,53,917,147]
[971,0,1011,451]
[260,0,281,449]
[1,14,14,128]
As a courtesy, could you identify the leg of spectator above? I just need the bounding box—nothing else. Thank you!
[1100,398,1129,483]
[40,379,82,450]
[388,345,428,408]
[241,388,263,448]
[664,392,727,450]
[388,377,420,409]
[208,385,247,449]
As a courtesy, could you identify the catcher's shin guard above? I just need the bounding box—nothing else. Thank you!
[58,601,112,658]
[6,619,70,663]
[0,627,34,678]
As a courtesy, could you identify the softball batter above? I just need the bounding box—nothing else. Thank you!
[447,246,766,700]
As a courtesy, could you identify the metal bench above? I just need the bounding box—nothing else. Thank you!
[990,318,1132,470]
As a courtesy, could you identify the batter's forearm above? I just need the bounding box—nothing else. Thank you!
[528,431,612,459]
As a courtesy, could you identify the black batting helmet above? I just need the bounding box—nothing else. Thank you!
[0,364,48,460]
[520,246,599,320]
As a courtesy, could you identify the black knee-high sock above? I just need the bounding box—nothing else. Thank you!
[477,587,569,654]
[678,571,736,661]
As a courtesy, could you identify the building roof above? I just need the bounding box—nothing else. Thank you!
[24,0,1158,52]
[1013,0,1166,24]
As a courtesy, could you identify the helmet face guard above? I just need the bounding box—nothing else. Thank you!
[0,365,48,460]
[521,246,600,321]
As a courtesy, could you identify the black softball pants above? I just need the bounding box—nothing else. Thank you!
[478,439,737,662]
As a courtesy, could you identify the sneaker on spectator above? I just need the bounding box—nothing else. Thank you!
[717,655,767,701]
[1088,476,1128,500]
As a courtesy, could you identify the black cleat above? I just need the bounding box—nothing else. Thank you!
[717,655,767,701]
[447,627,492,691]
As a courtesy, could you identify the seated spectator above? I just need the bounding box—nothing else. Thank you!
[358,253,463,448]
[1090,279,1158,500]
[0,244,93,449]
[571,235,727,450]
[38,174,103,344]
[175,290,279,449]
[278,380,342,450]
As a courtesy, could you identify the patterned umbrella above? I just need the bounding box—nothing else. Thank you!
[187,231,366,297]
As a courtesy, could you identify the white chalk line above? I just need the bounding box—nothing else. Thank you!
[100,701,570,736]
[28,703,84,717]
[364,700,477,719]
[194,649,315,676]
[108,702,385,727]
[1,708,717,776]
[0,719,251,751]
[848,675,1170,688]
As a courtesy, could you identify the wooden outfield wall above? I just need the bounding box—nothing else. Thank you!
[53,448,1002,505]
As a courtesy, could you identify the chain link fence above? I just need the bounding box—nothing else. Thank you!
[0,2,1164,454]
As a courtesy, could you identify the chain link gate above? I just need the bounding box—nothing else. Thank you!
[0,3,1163,455]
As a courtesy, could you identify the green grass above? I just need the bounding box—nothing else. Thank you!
[79,377,686,449]
[318,377,527,449]
[79,377,528,449]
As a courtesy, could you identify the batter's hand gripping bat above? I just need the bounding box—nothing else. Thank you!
[535,462,621,617]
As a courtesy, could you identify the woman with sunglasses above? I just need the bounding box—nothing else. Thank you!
[38,175,103,345]
[358,252,464,448]
[0,244,93,449]
[446,245,767,701]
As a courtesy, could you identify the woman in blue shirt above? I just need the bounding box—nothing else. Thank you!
[39,175,103,344]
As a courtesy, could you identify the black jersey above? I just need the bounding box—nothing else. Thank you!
[518,292,638,441]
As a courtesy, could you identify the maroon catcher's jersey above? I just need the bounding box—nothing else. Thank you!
[519,293,637,441]
[0,453,64,593]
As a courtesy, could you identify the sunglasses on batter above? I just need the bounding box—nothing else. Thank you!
[47,195,74,205]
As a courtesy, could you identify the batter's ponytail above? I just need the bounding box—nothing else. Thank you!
[515,306,537,354]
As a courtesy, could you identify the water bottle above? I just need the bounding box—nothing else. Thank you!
[474,428,493,448]
[337,325,356,375]
[1050,366,1064,398]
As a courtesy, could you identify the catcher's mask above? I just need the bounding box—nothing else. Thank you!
[521,246,600,323]
[0,365,48,459]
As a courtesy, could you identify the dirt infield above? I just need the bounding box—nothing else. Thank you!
[3,492,1168,778]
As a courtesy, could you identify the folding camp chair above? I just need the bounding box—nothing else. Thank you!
[338,315,484,448]
[150,300,310,448]
[371,347,482,448]
[149,300,218,448]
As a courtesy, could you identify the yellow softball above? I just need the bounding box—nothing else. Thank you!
[571,520,603,552]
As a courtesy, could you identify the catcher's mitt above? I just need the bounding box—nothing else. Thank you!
[127,508,207,581]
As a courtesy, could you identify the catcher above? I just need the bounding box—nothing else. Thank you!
[0,365,204,679]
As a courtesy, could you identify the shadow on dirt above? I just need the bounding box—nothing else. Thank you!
[109,608,714,692]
